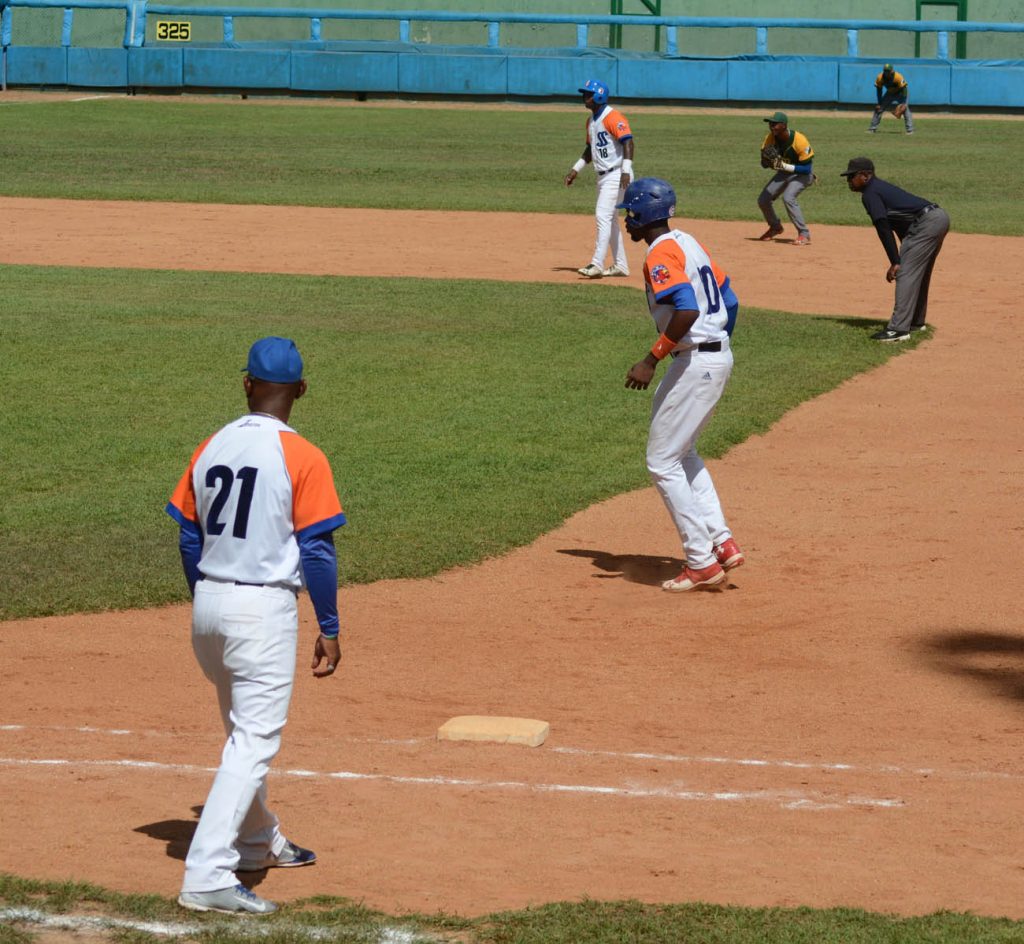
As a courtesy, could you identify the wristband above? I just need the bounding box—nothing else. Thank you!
[572,159,586,174]
[621,159,633,175]
[780,162,795,173]
[650,332,676,361]
[320,631,339,640]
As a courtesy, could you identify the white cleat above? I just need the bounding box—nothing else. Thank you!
[602,265,630,277]
[577,264,604,279]
[178,884,277,915]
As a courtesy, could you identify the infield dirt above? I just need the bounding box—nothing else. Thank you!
[2,198,1023,919]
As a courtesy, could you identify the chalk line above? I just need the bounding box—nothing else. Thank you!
[0,756,902,811]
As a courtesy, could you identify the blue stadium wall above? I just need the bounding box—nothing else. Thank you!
[4,42,1024,108]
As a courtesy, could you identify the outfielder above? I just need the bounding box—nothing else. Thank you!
[868,64,914,135]
[167,336,346,915]
[618,177,744,592]
[757,111,815,246]
[564,78,634,279]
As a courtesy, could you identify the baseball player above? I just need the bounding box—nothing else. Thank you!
[167,336,346,915]
[840,156,949,341]
[564,78,634,279]
[618,177,744,592]
[757,111,815,246]
[868,64,914,135]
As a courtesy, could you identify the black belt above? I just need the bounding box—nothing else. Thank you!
[234,581,264,587]
[916,204,940,219]
[671,341,722,357]
[597,167,620,177]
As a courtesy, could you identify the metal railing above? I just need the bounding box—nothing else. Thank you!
[2,3,1022,55]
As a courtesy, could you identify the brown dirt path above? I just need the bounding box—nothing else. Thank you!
[2,198,1023,920]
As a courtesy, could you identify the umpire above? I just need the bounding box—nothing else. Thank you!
[840,157,949,342]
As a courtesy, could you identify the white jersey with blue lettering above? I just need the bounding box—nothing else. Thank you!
[643,229,730,349]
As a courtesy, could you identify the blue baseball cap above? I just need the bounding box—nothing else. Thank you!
[244,336,304,383]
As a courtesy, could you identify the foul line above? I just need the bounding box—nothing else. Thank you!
[2,722,1020,783]
[0,756,902,811]
[549,745,1024,783]
[0,907,420,942]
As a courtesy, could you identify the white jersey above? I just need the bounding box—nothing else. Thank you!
[167,414,345,590]
[643,230,731,348]
[586,105,633,175]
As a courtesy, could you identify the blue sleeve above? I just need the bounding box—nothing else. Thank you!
[654,281,698,311]
[721,277,739,337]
[299,531,340,638]
[793,161,812,175]
[178,519,203,597]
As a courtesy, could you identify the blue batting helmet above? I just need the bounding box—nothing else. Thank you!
[617,177,677,232]
[578,78,609,106]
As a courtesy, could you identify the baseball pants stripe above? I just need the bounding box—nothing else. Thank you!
[182,581,297,893]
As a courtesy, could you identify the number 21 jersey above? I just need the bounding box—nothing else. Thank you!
[166,414,345,590]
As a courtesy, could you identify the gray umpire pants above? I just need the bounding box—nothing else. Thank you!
[869,91,914,133]
[758,172,813,237]
[888,206,950,333]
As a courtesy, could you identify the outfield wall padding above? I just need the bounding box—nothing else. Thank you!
[5,43,1024,108]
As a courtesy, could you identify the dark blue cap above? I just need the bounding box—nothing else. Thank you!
[244,336,304,383]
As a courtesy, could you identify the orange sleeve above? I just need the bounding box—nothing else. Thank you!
[645,240,692,297]
[167,436,212,524]
[603,109,632,139]
[280,432,344,537]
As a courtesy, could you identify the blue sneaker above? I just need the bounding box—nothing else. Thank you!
[178,884,277,915]
[238,839,316,872]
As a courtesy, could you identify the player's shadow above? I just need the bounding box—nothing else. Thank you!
[921,630,1024,703]
[557,548,682,586]
[134,806,201,862]
[826,315,899,337]
[134,805,267,887]
[551,266,604,276]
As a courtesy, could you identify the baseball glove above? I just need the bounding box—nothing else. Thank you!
[760,144,780,169]
[894,103,907,118]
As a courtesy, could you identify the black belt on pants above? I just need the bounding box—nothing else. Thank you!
[915,204,940,220]
[597,167,620,177]
[671,341,722,358]
[231,580,298,596]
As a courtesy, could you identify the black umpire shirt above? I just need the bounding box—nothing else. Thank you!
[860,176,934,265]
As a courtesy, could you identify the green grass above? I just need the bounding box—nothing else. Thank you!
[4,875,1024,943]
[0,98,1021,233]
[0,263,913,620]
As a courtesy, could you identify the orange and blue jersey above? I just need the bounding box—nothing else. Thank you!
[586,105,632,175]
[644,230,739,343]
[167,413,345,635]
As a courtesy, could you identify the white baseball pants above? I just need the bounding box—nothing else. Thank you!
[646,347,734,569]
[591,171,630,272]
[181,580,297,893]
